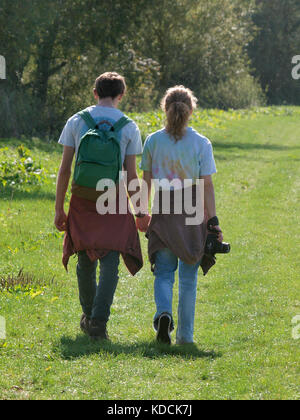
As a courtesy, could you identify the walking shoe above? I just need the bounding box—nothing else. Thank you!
[80,313,91,335]
[89,319,109,341]
[156,313,173,345]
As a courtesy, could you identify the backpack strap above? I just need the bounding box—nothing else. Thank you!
[78,110,98,130]
[112,116,132,133]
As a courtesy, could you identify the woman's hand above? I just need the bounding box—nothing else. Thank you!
[213,225,224,243]
[207,217,224,242]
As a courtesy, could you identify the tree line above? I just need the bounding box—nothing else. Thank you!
[0,0,299,138]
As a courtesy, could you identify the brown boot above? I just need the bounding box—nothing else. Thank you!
[80,313,91,335]
[89,319,109,341]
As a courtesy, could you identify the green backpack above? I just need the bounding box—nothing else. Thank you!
[73,110,132,189]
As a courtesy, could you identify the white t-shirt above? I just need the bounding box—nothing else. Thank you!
[141,127,217,184]
[58,105,142,163]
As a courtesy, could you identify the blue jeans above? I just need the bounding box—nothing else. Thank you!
[77,250,120,322]
[154,248,201,343]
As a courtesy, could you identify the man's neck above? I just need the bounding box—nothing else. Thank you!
[97,97,118,109]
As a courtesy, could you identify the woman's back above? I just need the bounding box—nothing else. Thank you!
[141,127,216,185]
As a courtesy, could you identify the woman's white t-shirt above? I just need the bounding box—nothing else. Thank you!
[141,127,217,185]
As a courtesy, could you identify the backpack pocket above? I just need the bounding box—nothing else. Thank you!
[74,160,119,189]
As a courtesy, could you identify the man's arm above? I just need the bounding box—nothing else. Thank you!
[134,169,152,233]
[123,155,141,212]
[54,146,75,231]
[124,155,152,232]
[201,175,223,241]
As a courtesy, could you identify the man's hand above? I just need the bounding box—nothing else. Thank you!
[55,209,68,232]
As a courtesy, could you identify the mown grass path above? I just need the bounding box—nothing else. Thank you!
[0,108,299,400]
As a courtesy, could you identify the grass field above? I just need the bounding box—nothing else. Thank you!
[0,107,299,400]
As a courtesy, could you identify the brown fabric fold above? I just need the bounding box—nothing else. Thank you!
[147,186,216,276]
[62,194,143,276]
[71,181,120,202]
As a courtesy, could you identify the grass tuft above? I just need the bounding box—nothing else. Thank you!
[0,269,55,292]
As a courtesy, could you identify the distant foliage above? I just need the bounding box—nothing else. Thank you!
[249,0,300,105]
[199,73,266,110]
[2,0,299,138]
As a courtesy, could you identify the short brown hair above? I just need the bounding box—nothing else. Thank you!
[95,72,126,99]
[161,86,198,142]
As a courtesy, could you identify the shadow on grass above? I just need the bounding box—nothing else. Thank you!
[56,334,221,361]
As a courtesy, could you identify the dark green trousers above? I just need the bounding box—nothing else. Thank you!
[76,250,120,322]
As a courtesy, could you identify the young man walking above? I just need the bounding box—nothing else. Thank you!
[55,72,143,340]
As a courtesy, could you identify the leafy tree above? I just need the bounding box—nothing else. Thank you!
[0,0,266,138]
[249,0,300,104]
[134,0,264,108]
[0,0,147,136]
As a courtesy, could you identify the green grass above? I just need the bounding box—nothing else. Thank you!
[0,107,300,400]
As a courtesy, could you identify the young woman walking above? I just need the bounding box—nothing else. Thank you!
[137,86,224,345]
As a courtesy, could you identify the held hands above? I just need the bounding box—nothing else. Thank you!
[136,214,151,233]
[55,208,152,233]
[55,209,68,232]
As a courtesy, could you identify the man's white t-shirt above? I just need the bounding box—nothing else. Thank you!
[58,105,142,163]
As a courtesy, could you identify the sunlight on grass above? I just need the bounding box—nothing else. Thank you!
[0,107,299,400]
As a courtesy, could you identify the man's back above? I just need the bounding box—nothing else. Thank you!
[58,105,142,162]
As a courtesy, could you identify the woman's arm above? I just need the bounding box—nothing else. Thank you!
[201,175,217,220]
[201,175,223,242]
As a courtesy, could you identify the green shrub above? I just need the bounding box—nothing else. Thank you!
[200,73,266,110]
[0,145,45,189]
